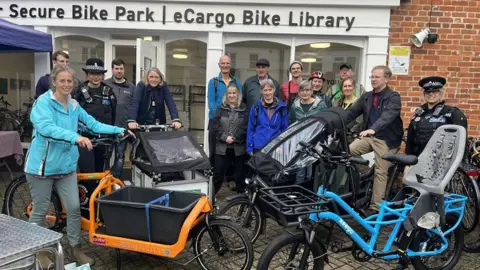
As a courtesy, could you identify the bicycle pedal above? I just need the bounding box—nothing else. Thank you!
[330,240,344,253]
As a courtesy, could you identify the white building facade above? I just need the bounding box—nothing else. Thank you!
[0,0,400,147]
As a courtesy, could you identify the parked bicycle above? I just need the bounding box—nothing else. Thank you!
[257,124,467,270]
[2,133,253,270]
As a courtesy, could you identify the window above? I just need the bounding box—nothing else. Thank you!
[165,39,207,144]
[226,41,291,84]
[0,53,34,112]
[55,36,105,81]
[295,43,361,88]
[249,54,259,69]
[229,53,237,69]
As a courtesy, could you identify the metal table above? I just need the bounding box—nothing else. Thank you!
[0,214,64,270]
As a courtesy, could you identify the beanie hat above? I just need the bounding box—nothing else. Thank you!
[289,60,304,71]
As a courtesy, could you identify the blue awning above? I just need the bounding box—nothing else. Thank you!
[0,19,52,53]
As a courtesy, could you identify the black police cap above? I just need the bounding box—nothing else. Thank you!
[419,76,446,92]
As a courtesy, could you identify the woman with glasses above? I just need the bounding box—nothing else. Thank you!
[288,80,329,183]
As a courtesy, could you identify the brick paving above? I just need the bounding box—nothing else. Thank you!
[2,168,480,270]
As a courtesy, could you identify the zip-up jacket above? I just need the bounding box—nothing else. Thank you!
[127,81,181,125]
[246,98,288,153]
[25,90,124,177]
[288,96,329,124]
[104,78,136,127]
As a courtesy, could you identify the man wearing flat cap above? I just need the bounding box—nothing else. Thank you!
[405,76,468,157]
[243,58,283,110]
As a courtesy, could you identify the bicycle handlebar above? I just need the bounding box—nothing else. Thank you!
[82,133,133,147]
[298,140,369,167]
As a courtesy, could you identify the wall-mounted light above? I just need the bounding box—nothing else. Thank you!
[173,53,188,59]
[301,58,316,63]
[143,36,153,41]
[310,43,331,49]
[63,50,69,55]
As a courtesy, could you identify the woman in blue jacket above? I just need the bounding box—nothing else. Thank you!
[127,67,182,129]
[246,79,288,155]
[25,65,126,267]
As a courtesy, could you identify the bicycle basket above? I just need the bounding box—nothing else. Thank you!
[257,185,329,226]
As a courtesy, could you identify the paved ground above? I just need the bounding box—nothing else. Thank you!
[2,162,480,270]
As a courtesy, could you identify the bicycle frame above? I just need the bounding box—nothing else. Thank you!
[309,186,467,260]
[25,170,122,231]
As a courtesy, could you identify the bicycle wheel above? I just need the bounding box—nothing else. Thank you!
[410,214,464,270]
[447,169,480,233]
[257,230,325,270]
[217,195,264,244]
[193,218,254,270]
[4,174,63,230]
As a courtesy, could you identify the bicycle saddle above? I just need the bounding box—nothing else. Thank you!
[382,153,418,166]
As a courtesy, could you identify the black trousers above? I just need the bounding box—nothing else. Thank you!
[213,149,246,195]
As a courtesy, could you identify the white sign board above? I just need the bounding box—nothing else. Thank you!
[388,46,410,75]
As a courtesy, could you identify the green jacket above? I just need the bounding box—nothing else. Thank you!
[288,96,329,124]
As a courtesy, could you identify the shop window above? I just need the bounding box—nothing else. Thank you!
[295,43,361,88]
[55,36,105,81]
[0,53,34,112]
[165,39,207,144]
[225,41,290,84]
[249,54,259,69]
[229,53,237,69]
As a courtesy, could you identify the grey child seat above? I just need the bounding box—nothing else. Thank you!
[403,124,466,194]
[400,124,466,228]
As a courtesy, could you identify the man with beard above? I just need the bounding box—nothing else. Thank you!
[103,58,136,178]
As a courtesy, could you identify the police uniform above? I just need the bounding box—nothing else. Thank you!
[75,58,118,218]
[405,76,468,156]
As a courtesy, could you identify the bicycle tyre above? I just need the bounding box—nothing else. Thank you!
[257,230,325,270]
[410,214,464,270]
[448,169,480,233]
[193,218,254,270]
[217,195,264,244]
[4,174,63,230]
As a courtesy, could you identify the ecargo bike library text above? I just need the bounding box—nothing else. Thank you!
[5,4,356,31]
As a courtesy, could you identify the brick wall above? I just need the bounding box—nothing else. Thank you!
[388,0,480,136]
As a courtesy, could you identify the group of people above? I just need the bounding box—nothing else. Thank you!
[207,56,369,194]
[24,50,468,268]
[207,54,468,217]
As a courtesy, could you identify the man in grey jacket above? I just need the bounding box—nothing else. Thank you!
[243,58,283,110]
[104,58,136,178]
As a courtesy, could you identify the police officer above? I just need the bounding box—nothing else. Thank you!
[75,58,117,218]
[405,76,468,157]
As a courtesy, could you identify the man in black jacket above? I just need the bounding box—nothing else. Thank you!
[104,58,136,178]
[346,65,404,211]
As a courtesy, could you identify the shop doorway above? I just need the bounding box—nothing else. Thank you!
[113,45,136,84]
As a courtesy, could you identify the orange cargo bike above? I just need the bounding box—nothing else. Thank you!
[2,134,254,270]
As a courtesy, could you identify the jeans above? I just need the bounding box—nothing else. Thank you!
[27,173,81,246]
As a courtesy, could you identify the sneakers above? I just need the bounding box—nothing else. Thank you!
[72,245,95,266]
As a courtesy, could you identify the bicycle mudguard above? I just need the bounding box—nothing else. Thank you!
[224,193,249,202]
